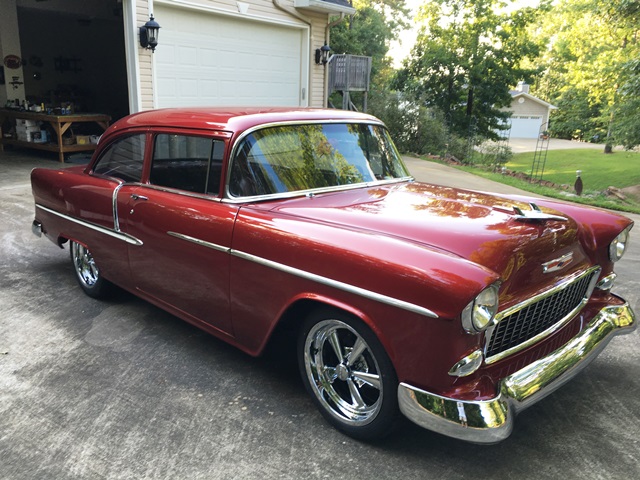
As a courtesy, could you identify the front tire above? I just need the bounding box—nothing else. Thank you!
[69,240,112,298]
[298,308,399,440]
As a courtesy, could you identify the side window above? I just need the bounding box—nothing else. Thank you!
[93,134,146,182]
[150,134,224,195]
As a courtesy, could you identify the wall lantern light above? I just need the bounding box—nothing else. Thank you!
[140,14,161,52]
[315,44,331,65]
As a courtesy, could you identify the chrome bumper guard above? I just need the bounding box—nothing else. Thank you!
[398,302,636,444]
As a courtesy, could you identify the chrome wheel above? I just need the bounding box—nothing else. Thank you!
[71,241,99,288]
[303,318,384,426]
[69,240,112,298]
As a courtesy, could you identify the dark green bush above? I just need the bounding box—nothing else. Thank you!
[368,90,469,159]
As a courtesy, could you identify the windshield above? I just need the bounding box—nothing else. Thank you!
[228,123,410,197]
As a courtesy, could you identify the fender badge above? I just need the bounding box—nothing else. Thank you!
[542,252,574,273]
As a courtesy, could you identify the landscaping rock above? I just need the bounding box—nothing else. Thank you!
[606,186,627,200]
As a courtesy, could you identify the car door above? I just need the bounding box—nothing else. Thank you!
[116,132,238,336]
[76,131,149,289]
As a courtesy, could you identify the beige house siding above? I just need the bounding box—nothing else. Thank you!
[309,10,330,107]
[509,95,551,126]
[137,1,154,110]
[136,0,330,110]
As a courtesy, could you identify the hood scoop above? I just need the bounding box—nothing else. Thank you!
[512,203,567,222]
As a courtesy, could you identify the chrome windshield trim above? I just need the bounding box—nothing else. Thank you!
[484,266,601,364]
[224,118,409,203]
[230,249,439,319]
[36,204,143,246]
[220,177,413,205]
[167,231,229,253]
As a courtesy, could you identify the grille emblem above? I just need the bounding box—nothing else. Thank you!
[542,252,574,273]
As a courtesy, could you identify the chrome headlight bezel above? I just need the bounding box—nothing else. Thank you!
[461,283,500,334]
[609,226,631,263]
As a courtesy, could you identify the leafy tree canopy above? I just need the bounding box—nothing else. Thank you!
[329,0,409,87]
[393,0,549,140]
[529,0,640,148]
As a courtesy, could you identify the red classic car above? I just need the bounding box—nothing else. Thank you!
[31,107,635,442]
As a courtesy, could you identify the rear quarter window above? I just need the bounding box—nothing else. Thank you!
[150,134,224,195]
[93,134,146,182]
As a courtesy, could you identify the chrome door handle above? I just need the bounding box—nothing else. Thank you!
[131,194,148,201]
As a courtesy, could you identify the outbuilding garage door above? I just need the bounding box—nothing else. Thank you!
[508,115,544,138]
[154,5,304,107]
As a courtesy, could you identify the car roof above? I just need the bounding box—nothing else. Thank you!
[106,107,382,137]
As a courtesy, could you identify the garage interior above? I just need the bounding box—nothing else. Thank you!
[6,0,129,122]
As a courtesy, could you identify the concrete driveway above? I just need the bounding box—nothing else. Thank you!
[1,150,638,479]
[508,137,608,154]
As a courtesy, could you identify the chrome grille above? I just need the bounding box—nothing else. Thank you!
[486,268,599,360]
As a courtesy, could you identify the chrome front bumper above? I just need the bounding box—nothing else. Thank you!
[398,302,636,444]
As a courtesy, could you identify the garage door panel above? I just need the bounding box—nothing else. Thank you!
[200,80,219,99]
[156,6,303,108]
[509,116,543,138]
[178,46,198,66]
[179,79,198,96]
[200,48,218,67]
[158,78,178,98]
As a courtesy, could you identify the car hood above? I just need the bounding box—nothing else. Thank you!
[266,182,589,300]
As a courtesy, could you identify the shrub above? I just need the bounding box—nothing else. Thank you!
[368,91,452,155]
[473,143,513,169]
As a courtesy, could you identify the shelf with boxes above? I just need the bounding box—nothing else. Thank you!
[0,109,111,163]
[15,118,49,144]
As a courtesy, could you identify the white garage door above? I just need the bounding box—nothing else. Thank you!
[509,115,544,138]
[155,5,305,108]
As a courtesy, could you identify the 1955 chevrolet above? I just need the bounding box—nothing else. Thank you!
[31,108,635,442]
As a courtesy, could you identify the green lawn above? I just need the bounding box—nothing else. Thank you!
[507,149,640,191]
[424,148,640,214]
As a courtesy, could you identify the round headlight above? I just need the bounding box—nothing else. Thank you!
[609,227,631,262]
[462,284,500,333]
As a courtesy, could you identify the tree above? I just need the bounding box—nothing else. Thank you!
[394,0,548,140]
[605,1,640,149]
[329,0,409,88]
[533,0,640,150]
[613,58,640,148]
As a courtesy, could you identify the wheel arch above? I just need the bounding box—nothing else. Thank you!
[265,294,397,368]
[56,234,70,248]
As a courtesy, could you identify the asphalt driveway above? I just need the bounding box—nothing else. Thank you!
[1,149,638,479]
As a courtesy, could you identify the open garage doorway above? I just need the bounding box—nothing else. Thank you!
[13,0,129,122]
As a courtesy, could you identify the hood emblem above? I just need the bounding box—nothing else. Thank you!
[513,203,567,222]
[542,252,574,274]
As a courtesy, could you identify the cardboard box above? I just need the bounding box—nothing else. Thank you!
[76,135,91,145]
[17,131,34,142]
[32,131,47,144]
[16,124,41,133]
[16,119,39,127]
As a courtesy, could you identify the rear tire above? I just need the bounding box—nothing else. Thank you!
[69,240,112,298]
[298,308,399,440]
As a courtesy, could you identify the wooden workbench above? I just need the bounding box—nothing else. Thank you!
[0,109,111,162]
